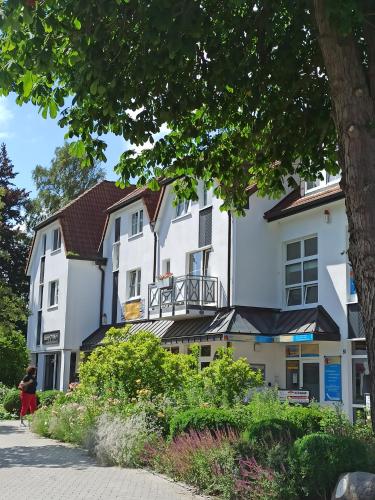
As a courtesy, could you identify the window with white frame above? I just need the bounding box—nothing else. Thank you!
[202,183,213,207]
[131,210,143,236]
[175,199,190,218]
[52,228,61,252]
[128,269,141,298]
[49,280,59,307]
[112,217,121,271]
[305,170,341,193]
[285,236,318,307]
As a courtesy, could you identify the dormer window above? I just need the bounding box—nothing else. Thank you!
[305,170,341,194]
[52,228,61,252]
[176,200,190,218]
[131,209,143,236]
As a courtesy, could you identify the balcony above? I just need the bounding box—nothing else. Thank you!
[148,275,218,319]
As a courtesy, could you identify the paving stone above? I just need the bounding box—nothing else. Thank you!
[0,421,206,500]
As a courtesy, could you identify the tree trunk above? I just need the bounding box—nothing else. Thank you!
[313,0,375,428]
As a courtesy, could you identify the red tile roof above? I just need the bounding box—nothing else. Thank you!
[264,184,344,221]
[27,181,135,270]
[106,186,162,222]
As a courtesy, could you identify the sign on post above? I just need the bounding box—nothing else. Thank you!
[324,356,342,401]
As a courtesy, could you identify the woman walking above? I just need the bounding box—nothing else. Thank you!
[19,366,37,426]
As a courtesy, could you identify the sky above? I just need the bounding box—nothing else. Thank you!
[0,94,128,196]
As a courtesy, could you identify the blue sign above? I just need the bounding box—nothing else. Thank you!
[324,356,342,401]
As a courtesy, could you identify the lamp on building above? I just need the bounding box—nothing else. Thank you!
[324,209,331,223]
[102,313,108,325]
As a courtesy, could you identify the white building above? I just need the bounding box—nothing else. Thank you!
[26,181,133,391]
[28,174,367,420]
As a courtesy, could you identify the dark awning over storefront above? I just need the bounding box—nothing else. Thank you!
[82,305,340,351]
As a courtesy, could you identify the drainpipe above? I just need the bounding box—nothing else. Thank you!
[97,262,105,327]
[152,229,158,283]
[227,211,232,307]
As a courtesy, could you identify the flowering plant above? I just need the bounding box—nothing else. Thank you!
[157,272,173,281]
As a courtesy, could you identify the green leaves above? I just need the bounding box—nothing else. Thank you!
[21,70,34,98]
[73,18,81,30]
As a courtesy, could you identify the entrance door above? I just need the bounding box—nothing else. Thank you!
[44,354,55,390]
[303,363,320,402]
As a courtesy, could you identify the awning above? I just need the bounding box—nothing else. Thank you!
[82,305,340,351]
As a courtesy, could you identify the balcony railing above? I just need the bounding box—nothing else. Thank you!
[148,274,218,318]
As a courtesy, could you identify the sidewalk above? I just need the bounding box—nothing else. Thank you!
[0,421,205,500]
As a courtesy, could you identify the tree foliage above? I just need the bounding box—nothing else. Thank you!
[0,326,29,387]
[0,143,30,298]
[27,142,106,229]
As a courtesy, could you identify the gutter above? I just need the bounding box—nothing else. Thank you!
[227,211,232,307]
[96,261,106,327]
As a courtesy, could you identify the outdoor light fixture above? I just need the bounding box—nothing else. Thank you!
[324,209,331,223]
[102,313,108,325]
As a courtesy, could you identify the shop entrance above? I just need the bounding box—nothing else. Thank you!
[44,353,59,390]
[302,362,320,402]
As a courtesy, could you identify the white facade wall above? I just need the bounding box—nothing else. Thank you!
[156,183,229,307]
[102,199,155,323]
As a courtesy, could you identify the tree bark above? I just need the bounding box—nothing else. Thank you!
[313,0,375,428]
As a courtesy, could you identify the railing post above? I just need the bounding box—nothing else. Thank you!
[172,276,175,316]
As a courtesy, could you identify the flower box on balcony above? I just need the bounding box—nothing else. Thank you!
[156,272,173,288]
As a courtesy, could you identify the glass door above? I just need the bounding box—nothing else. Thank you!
[302,362,320,402]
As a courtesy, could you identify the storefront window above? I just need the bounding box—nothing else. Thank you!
[352,358,370,404]
[301,344,319,357]
[351,340,367,355]
[286,345,299,357]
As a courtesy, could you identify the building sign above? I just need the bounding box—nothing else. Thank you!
[42,331,60,345]
[324,356,342,401]
[278,390,309,404]
[123,299,144,321]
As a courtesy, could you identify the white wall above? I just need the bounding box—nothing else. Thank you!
[102,199,155,323]
[65,259,102,349]
[27,221,68,353]
[232,195,281,308]
[156,183,229,307]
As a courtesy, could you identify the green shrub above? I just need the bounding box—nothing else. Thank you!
[3,388,21,414]
[31,407,52,437]
[169,407,248,438]
[247,418,300,445]
[37,390,62,407]
[0,382,10,404]
[0,326,28,387]
[282,404,323,434]
[290,432,374,498]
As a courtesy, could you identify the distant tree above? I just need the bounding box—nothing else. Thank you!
[0,280,28,332]
[0,143,30,300]
[0,325,29,387]
[27,142,106,228]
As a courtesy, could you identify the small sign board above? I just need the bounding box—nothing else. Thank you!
[365,393,371,413]
[324,356,342,401]
[42,330,60,345]
[123,299,144,321]
[278,390,309,404]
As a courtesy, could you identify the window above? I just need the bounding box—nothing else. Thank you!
[39,257,45,284]
[162,259,171,274]
[305,170,341,193]
[201,361,210,370]
[114,217,121,242]
[199,207,212,247]
[38,285,44,309]
[176,200,190,218]
[301,344,319,357]
[189,249,211,276]
[131,210,143,236]
[52,228,61,252]
[201,345,211,357]
[36,310,42,346]
[42,234,47,255]
[112,271,119,323]
[112,242,120,272]
[203,184,213,207]
[285,236,318,307]
[49,280,59,307]
[171,346,180,355]
[352,358,370,404]
[128,269,141,298]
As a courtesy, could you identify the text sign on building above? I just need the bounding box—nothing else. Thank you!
[123,299,144,321]
[42,331,60,345]
[324,356,342,401]
[278,390,309,404]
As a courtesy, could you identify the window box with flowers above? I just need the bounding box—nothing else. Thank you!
[157,272,173,288]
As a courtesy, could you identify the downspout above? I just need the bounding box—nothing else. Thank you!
[227,211,232,307]
[152,229,158,283]
[97,263,105,327]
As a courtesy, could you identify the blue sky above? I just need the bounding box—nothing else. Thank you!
[0,94,128,196]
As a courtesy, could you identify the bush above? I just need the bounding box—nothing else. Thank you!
[0,382,9,404]
[282,404,323,435]
[3,388,21,414]
[290,432,374,498]
[0,326,29,387]
[37,390,62,407]
[247,418,300,446]
[92,412,158,467]
[31,407,51,437]
[235,458,289,500]
[169,407,249,438]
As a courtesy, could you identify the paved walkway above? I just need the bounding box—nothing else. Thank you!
[0,421,205,500]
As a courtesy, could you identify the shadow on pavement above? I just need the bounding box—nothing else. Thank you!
[0,444,96,470]
[0,425,25,435]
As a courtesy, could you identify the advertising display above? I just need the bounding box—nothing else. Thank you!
[324,356,342,401]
